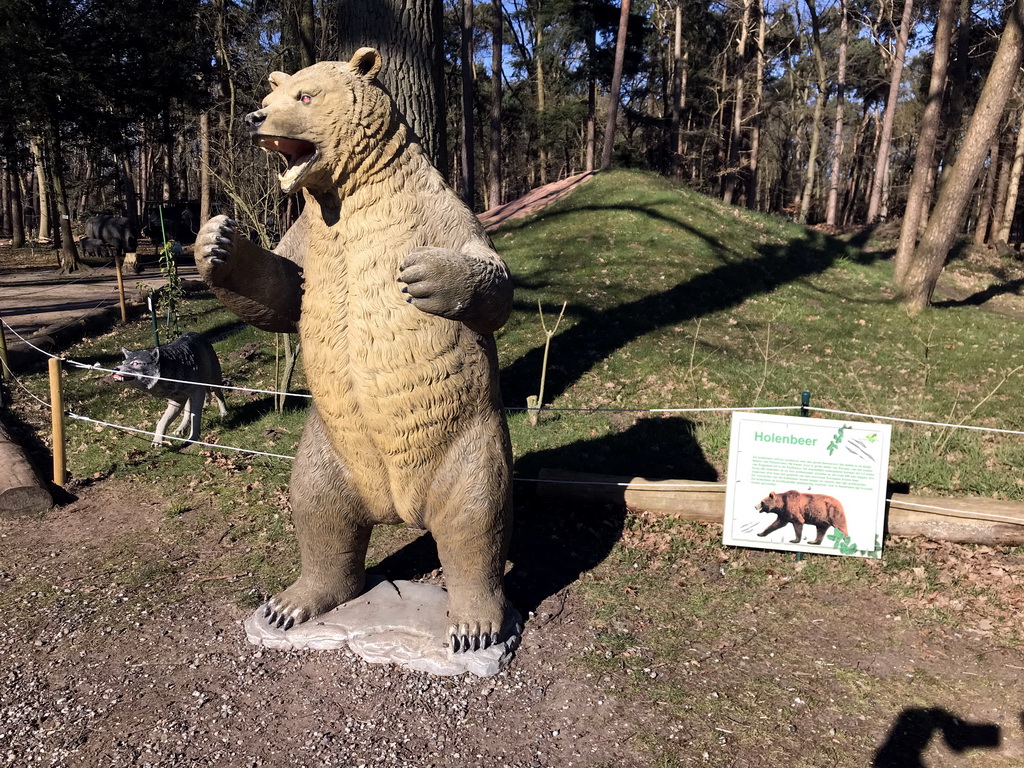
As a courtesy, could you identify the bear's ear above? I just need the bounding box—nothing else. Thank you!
[267,71,291,91]
[348,47,382,80]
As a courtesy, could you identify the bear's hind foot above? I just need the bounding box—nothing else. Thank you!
[447,590,518,653]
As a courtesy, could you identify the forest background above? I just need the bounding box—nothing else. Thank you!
[2,0,1024,313]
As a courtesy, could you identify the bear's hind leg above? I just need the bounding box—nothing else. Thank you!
[265,406,373,630]
[811,524,830,545]
[789,521,804,543]
[428,420,513,653]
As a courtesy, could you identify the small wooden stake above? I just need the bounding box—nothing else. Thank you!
[48,357,66,486]
[0,314,9,382]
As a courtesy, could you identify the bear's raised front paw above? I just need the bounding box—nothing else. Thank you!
[398,246,476,321]
[194,214,239,284]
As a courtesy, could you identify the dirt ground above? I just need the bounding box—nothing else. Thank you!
[2,482,657,768]
[2,186,1024,766]
[3,475,1023,767]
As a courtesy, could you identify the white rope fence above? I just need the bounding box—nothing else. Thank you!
[3,316,1024,528]
[66,411,298,460]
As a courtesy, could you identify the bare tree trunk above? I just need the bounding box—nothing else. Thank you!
[6,160,25,248]
[989,137,1013,243]
[29,137,49,243]
[112,154,141,273]
[44,133,81,274]
[586,72,597,172]
[867,0,914,224]
[77,157,92,218]
[841,106,870,225]
[825,0,848,225]
[536,19,549,185]
[973,136,1001,245]
[723,0,752,205]
[601,0,631,169]
[162,107,175,203]
[489,0,503,207]
[746,0,765,209]
[0,162,9,239]
[997,97,1024,243]
[939,0,975,181]
[460,0,475,206]
[798,0,828,224]
[894,0,955,280]
[296,0,316,68]
[199,111,211,228]
[898,0,1024,311]
[337,0,446,170]
[670,0,683,179]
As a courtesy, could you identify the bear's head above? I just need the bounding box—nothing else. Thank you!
[756,492,783,514]
[245,48,393,194]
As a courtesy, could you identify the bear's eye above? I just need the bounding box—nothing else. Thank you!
[300,93,313,104]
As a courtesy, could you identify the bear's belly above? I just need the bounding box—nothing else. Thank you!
[299,281,480,522]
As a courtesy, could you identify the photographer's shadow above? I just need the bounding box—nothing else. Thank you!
[873,707,1003,767]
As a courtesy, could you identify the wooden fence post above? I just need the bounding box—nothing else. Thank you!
[0,314,9,382]
[48,357,66,486]
[114,252,128,323]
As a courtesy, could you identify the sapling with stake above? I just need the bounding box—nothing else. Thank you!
[527,300,567,426]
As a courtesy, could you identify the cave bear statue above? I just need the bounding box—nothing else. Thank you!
[756,490,848,545]
[195,49,514,653]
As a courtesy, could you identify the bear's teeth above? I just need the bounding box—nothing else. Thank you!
[279,165,302,184]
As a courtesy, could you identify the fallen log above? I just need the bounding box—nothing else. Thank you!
[536,469,1024,546]
[0,420,52,518]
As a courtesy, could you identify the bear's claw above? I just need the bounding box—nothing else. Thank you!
[448,624,506,653]
[263,603,298,631]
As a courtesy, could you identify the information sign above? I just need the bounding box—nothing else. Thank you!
[723,412,891,558]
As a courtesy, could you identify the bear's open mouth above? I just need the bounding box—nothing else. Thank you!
[257,136,319,190]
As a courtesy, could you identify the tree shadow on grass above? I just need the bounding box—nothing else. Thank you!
[370,416,716,617]
[873,707,1001,767]
[932,276,1024,309]
[501,206,880,407]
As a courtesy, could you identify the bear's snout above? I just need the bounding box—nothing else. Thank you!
[245,110,267,131]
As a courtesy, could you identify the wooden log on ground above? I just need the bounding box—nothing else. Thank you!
[537,469,1024,546]
[0,421,52,517]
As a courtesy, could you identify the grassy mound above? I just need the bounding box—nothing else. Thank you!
[497,168,1024,499]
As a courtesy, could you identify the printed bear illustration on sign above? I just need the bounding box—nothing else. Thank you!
[195,48,515,653]
[756,490,849,545]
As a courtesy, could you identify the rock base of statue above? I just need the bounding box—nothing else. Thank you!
[243,577,521,677]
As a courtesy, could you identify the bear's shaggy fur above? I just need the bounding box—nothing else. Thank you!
[195,49,514,653]
[756,490,848,545]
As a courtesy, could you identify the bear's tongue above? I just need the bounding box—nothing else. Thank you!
[258,137,317,186]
